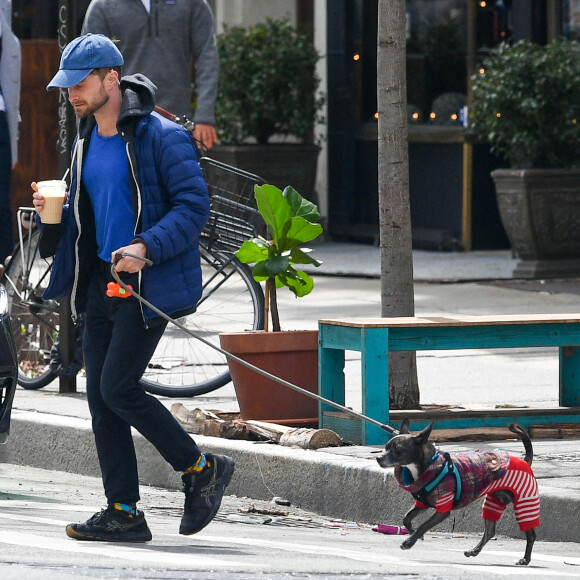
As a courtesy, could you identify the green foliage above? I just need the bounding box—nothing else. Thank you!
[237,184,322,297]
[236,184,322,331]
[470,40,580,168]
[216,19,325,145]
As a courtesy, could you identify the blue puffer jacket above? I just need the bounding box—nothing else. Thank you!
[42,74,210,326]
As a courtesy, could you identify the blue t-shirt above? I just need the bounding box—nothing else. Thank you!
[82,125,135,262]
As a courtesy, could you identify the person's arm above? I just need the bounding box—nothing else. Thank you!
[193,123,217,151]
[32,183,68,258]
[131,126,210,267]
[189,1,218,134]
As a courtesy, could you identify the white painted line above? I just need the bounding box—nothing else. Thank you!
[0,530,263,569]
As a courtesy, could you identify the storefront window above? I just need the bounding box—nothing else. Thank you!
[11,0,90,40]
[12,0,58,39]
[563,0,580,39]
[406,0,514,126]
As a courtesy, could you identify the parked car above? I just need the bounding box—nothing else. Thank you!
[0,282,17,443]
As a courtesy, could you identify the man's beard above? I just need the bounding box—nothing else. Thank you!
[73,88,110,118]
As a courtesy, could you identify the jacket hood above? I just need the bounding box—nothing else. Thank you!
[119,74,157,120]
[118,74,157,136]
[78,73,157,139]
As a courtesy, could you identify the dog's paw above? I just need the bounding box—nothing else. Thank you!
[400,538,414,550]
[516,557,530,566]
[464,549,479,558]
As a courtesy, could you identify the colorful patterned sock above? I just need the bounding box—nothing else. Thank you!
[114,502,137,517]
[184,454,211,473]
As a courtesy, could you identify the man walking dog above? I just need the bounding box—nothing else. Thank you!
[33,33,234,542]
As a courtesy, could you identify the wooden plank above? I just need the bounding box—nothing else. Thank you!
[560,346,580,406]
[319,314,580,328]
[319,324,365,351]
[320,317,444,328]
[431,428,515,442]
[433,426,580,441]
[361,327,390,444]
[323,408,580,445]
[388,406,580,419]
[529,423,580,438]
[388,323,580,351]
[318,341,346,408]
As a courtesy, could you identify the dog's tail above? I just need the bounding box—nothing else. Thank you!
[508,423,533,466]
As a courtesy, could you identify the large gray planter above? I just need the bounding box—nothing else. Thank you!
[208,143,320,205]
[492,168,580,278]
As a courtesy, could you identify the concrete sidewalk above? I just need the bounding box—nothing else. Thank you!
[3,243,580,543]
[306,242,519,281]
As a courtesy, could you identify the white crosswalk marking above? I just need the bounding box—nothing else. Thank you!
[0,528,263,569]
[198,534,580,577]
[0,501,263,570]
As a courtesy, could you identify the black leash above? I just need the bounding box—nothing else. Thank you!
[111,253,400,437]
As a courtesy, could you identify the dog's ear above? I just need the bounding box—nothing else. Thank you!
[414,421,434,445]
[400,418,411,434]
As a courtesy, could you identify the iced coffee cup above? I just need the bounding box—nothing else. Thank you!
[37,180,68,224]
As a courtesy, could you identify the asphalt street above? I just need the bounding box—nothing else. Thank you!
[0,464,579,579]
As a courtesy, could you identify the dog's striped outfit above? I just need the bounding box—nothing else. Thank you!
[394,450,540,532]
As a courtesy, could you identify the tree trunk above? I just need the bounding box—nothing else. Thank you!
[377,0,420,409]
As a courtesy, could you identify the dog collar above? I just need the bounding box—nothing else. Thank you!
[396,451,462,507]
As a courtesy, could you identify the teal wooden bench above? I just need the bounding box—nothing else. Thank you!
[318,314,580,445]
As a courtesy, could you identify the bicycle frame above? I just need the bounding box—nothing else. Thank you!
[3,208,40,300]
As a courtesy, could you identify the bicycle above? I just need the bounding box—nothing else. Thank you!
[1,156,266,397]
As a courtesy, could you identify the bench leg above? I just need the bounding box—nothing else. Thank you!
[318,346,345,422]
[361,328,390,445]
[559,346,580,406]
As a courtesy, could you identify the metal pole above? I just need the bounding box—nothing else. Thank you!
[56,0,77,394]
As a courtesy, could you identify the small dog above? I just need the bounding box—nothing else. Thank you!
[376,419,539,566]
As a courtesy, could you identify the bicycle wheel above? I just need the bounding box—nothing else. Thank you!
[139,247,264,397]
[3,227,59,389]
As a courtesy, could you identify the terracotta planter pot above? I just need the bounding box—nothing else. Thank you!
[219,330,318,427]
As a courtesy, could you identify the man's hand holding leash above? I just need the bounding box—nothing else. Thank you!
[112,242,149,273]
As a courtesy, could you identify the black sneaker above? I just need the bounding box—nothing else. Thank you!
[66,506,152,542]
[180,453,235,535]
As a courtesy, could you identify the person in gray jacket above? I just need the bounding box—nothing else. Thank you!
[0,0,21,267]
[82,0,218,150]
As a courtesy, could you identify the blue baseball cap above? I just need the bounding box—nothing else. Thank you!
[47,33,124,90]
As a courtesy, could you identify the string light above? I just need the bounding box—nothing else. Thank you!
[451,113,458,121]
[430,112,436,120]
[479,68,485,74]
[353,54,360,61]
[496,113,501,118]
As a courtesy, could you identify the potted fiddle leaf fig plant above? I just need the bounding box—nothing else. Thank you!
[211,19,325,203]
[236,183,323,332]
[219,183,323,426]
[470,39,580,278]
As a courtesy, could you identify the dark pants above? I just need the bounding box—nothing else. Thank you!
[83,260,201,505]
[0,111,13,264]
